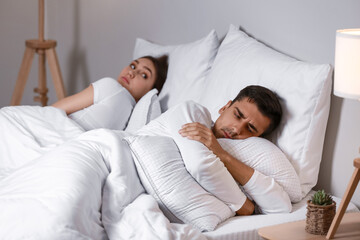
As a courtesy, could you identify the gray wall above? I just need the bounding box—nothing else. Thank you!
[1,0,359,206]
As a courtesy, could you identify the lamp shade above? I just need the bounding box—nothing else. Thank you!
[334,29,360,100]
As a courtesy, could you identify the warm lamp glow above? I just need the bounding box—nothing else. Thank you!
[334,29,360,100]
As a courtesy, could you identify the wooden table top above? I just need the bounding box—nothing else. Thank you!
[258,212,360,240]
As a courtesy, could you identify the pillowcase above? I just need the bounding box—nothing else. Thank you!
[218,137,302,203]
[136,101,292,214]
[199,24,332,198]
[133,30,219,112]
[136,101,247,212]
[123,135,234,232]
[125,89,161,133]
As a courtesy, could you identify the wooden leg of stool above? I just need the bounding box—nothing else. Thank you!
[34,49,48,106]
[11,47,35,106]
[46,48,66,100]
[326,167,360,239]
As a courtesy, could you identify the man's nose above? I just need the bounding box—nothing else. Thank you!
[232,122,246,136]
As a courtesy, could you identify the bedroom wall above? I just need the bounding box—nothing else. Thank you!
[1,0,359,206]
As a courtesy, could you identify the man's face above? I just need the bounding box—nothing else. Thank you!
[212,98,271,140]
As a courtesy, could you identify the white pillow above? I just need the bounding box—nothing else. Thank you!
[123,135,233,232]
[199,25,332,197]
[136,101,247,212]
[136,101,292,214]
[133,30,219,112]
[218,137,302,203]
[125,89,161,133]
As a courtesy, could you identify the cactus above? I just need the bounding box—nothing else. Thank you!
[311,190,333,206]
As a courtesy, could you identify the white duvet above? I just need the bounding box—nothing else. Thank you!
[0,106,204,240]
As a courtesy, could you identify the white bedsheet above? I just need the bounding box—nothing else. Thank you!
[0,106,83,179]
[0,106,204,240]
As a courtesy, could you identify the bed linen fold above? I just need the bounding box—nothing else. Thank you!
[0,106,83,179]
[0,106,204,240]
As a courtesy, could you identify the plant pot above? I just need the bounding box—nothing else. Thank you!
[305,200,336,235]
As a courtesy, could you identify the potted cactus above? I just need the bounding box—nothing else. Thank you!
[305,190,336,235]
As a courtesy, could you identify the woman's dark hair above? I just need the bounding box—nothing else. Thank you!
[141,55,168,93]
[232,85,283,136]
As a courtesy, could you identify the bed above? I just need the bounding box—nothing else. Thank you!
[1,24,358,240]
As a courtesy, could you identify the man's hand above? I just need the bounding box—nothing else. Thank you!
[180,122,254,186]
[178,122,226,158]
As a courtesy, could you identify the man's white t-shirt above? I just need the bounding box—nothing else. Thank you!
[70,77,135,131]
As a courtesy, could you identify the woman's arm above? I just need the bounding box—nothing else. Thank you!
[52,85,94,115]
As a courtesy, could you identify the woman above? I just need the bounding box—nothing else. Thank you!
[52,55,168,131]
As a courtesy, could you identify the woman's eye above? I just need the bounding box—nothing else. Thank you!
[142,73,148,79]
[235,114,241,119]
[247,126,253,133]
[130,64,135,69]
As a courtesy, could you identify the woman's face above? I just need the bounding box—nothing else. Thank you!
[117,58,156,101]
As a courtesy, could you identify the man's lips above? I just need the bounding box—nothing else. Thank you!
[121,77,129,84]
[223,130,232,139]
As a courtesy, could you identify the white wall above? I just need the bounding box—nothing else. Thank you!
[1,0,359,206]
[0,0,38,105]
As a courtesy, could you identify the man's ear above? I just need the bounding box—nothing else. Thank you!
[218,100,232,114]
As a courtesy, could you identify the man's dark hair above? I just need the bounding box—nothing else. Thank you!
[232,85,283,136]
[141,55,168,93]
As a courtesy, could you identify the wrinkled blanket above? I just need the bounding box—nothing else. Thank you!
[0,106,204,240]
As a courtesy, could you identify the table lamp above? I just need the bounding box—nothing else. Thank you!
[333,29,360,100]
[326,28,360,239]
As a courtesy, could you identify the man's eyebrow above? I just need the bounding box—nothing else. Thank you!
[248,123,258,133]
[235,107,258,133]
[235,107,245,118]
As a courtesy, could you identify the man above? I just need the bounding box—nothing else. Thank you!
[178,85,283,216]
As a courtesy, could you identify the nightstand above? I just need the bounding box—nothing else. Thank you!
[258,212,360,240]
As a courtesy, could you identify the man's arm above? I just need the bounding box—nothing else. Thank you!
[179,122,292,214]
[216,150,256,215]
[179,122,255,215]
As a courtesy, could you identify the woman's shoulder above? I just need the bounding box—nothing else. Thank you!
[92,77,126,102]
[92,77,120,89]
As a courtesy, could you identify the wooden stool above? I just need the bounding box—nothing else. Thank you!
[10,0,65,106]
[326,158,360,239]
[11,39,65,106]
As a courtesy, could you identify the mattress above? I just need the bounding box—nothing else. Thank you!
[203,191,359,240]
